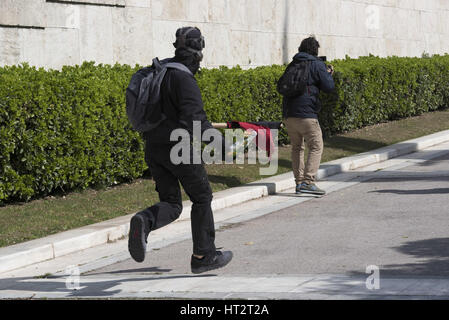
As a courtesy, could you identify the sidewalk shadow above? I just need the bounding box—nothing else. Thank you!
[382,237,449,276]
[274,192,322,199]
[346,237,449,278]
[0,273,215,298]
[368,187,449,195]
[86,267,172,276]
[415,152,449,167]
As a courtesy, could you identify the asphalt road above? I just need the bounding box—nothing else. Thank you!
[88,153,449,280]
[2,146,448,300]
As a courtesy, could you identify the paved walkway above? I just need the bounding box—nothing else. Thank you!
[1,140,449,299]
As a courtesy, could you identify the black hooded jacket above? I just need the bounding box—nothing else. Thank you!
[282,52,335,119]
[143,56,215,145]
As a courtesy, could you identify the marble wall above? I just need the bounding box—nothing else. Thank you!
[1,0,448,69]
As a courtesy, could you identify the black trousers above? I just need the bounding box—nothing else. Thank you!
[137,141,216,256]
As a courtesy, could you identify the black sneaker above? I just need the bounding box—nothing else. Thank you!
[128,214,147,263]
[191,250,233,274]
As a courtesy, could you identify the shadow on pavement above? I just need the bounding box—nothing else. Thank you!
[274,192,322,198]
[0,273,216,298]
[347,237,449,278]
[415,153,449,166]
[381,237,449,277]
[86,266,173,276]
[368,187,449,195]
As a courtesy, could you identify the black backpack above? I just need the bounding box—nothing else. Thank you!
[126,58,193,133]
[276,60,310,98]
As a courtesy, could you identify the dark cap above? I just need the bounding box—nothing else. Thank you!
[173,26,205,51]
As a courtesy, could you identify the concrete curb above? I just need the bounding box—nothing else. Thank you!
[1,129,449,274]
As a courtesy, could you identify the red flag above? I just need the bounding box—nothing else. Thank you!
[226,121,276,158]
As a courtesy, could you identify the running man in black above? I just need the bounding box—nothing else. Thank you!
[128,27,233,274]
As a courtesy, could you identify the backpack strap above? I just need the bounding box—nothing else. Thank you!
[304,61,311,95]
[165,62,194,76]
[152,58,163,72]
[145,60,193,106]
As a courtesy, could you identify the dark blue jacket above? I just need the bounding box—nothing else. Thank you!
[282,52,335,119]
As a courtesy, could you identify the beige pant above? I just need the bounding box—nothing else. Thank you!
[284,117,323,185]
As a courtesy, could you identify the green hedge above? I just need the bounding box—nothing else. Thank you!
[318,55,449,135]
[0,62,146,203]
[197,55,449,137]
[1,55,449,203]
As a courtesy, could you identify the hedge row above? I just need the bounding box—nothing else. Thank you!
[0,62,145,204]
[198,55,449,138]
[1,55,449,203]
[318,55,449,135]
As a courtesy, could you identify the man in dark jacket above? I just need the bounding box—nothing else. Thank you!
[283,36,335,195]
[128,27,233,274]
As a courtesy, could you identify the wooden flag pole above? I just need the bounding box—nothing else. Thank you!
[211,123,228,129]
[212,123,253,137]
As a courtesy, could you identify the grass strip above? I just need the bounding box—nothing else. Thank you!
[1,108,448,247]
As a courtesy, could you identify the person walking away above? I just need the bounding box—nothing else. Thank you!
[282,36,335,195]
